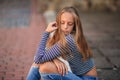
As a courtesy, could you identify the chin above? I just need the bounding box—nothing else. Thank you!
[62,31,69,35]
[64,33,69,36]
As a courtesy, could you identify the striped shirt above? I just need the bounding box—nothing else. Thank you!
[34,31,95,75]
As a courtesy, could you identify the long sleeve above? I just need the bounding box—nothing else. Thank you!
[34,31,76,64]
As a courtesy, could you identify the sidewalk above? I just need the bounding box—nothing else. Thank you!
[0,0,46,80]
[79,12,120,80]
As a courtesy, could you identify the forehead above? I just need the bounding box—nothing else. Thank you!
[61,12,74,22]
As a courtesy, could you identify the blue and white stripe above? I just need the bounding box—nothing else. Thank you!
[34,31,95,75]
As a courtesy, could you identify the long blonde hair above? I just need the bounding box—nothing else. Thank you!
[46,7,93,60]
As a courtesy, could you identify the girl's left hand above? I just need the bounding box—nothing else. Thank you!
[53,58,68,76]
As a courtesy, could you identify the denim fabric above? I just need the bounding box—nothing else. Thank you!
[26,66,41,80]
[41,72,99,80]
[78,75,99,80]
[40,72,82,80]
[26,66,99,80]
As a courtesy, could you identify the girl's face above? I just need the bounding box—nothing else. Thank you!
[60,12,74,35]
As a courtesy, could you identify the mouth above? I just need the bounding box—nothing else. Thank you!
[64,31,69,35]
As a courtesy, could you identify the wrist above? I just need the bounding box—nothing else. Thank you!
[44,31,51,34]
[45,30,50,33]
[53,58,57,63]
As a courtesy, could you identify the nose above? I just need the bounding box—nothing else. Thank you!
[64,24,68,29]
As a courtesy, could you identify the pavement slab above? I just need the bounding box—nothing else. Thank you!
[0,0,120,80]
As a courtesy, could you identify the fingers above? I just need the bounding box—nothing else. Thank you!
[56,64,61,75]
[51,21,58,29]
[51,21,56,26]
[64,64,68,75]
[56,63,65,76]
[46,21,58,32]
[59,64,63,76]
[53,58,68,76]
[61,63,68,76]
[61,63,65,76]
[52,26,58,30]
[58,63,67,76]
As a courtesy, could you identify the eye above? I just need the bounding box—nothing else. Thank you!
[68,23,73,26]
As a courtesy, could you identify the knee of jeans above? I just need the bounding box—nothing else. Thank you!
[30,66,39,72]
[41,74,61,80]
[41,75,51,80]
[83,76,99,80]
[49,74,61,80]
[64,72,82,80]
[27,66,40,78]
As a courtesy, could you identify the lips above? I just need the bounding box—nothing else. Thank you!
[64,31,69,35]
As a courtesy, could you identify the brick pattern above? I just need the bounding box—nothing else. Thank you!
[0,0,46,80]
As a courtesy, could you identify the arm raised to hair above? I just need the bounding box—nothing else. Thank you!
[34,31,75,64]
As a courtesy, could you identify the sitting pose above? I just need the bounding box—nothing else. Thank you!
[27,7,99,80]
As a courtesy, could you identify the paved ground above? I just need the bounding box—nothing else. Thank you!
[42,10,120,80]
[0,0,31,28]
[79,12,120,80]
[0,0,120,80]
[0,0,46,80]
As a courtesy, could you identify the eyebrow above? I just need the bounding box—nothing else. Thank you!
[61,20,74,23]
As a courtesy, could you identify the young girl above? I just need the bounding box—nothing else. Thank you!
[27,7,98,80]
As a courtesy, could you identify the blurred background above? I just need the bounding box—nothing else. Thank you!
[0,0,120,80]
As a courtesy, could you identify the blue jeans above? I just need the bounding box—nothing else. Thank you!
[26,66,99,80]
[40,72,82,80]
[26,66,40,80]
[77,75,99,80]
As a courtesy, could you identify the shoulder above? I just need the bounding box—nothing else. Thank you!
[65,34,75,45]
[65,34,75,42]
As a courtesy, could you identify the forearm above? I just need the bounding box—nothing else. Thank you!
[39,61,59,74]
[34,32,76,64]
[34,32,61,64]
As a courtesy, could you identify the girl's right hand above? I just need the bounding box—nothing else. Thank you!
[45,21,58,33]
